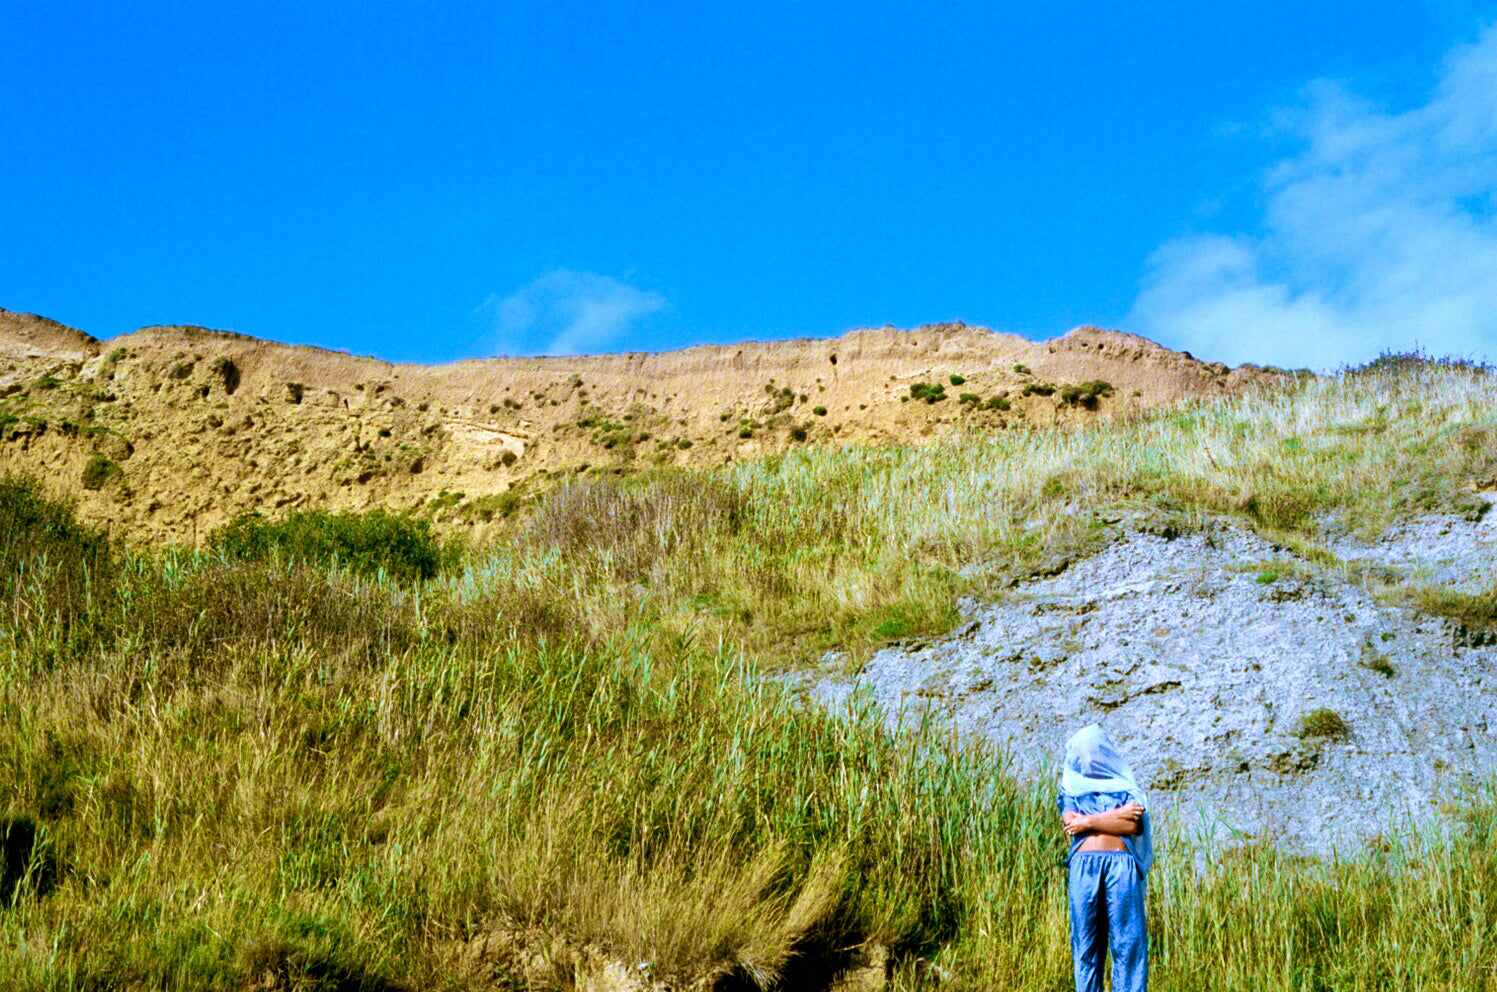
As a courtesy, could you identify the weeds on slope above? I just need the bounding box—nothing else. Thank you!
[3,565,1494,989]
[441,358,1497,667]
[0,551,1028,987]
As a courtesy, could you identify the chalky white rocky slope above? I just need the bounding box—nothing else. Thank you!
[807,509,1497,855]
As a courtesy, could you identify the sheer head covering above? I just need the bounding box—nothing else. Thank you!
[1060,724,1147,808]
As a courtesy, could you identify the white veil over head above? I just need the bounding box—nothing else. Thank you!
[1060,724,1147,808]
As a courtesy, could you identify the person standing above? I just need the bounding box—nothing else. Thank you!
[1057,724,1153,992]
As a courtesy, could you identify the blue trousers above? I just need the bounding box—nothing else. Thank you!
[1068,851,1148,992]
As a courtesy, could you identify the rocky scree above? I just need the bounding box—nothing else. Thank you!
[803,509,1497,856]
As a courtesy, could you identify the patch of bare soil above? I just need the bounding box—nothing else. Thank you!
[0,307,1284,544]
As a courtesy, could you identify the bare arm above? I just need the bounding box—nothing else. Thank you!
[1061,802,1144,837]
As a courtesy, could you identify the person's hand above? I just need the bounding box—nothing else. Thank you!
[1062,813,1090,836]
[1063,803,1144,837]
[1105,802,1144,835]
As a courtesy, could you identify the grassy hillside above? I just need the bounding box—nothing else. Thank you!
[2,357,1495,990]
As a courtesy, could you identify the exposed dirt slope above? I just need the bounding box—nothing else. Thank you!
[0,308,1284,544]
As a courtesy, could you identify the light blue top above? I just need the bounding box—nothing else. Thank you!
[1057,789,1154,876]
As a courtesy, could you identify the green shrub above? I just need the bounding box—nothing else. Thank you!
[871,609,914,640]
[1060,380,1114,408]
[1255,570,1278,585]
[866,602,957,641]
[168,362,193,381]
[81,454,121,491]
[209,509,449,583]
[1295,708,1351,741]
[909,383,947,404]
[0,473,115,635]
[580,415,635,449]
[1021,382,1055,397]
[949,374,966,386]
[1040,474,1069,499]
[1013,363,1030,375]
[460,492,522,522]
[813,406,828,416]
[958,393,981,405]
[983,397,1010,411]
[765,384,795,413]
[1344,348,1492,377]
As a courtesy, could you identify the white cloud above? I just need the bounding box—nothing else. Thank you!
[476,269,667,356]
[1129,27,1497,370]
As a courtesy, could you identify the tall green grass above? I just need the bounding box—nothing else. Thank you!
[1,357,1495,989]
[0,541,1028,988]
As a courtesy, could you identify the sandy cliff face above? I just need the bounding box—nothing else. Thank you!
[0,308,1284,544]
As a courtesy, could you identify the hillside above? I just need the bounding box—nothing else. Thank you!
[0,307,1281,543]
[3,340,1496,990]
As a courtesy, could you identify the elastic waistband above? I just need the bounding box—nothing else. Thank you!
[1071,850,1131,858]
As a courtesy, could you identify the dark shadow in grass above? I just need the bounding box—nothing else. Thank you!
[710,905,906,992]
[241,939,412,992]
[1,815,60,905]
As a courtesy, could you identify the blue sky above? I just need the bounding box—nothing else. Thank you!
[4,2,1496,369]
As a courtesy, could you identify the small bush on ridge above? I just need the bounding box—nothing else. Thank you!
[909,382,947,404]
[1060,380,1114,409]
[81,454,121,491]
[209,509,449,583]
